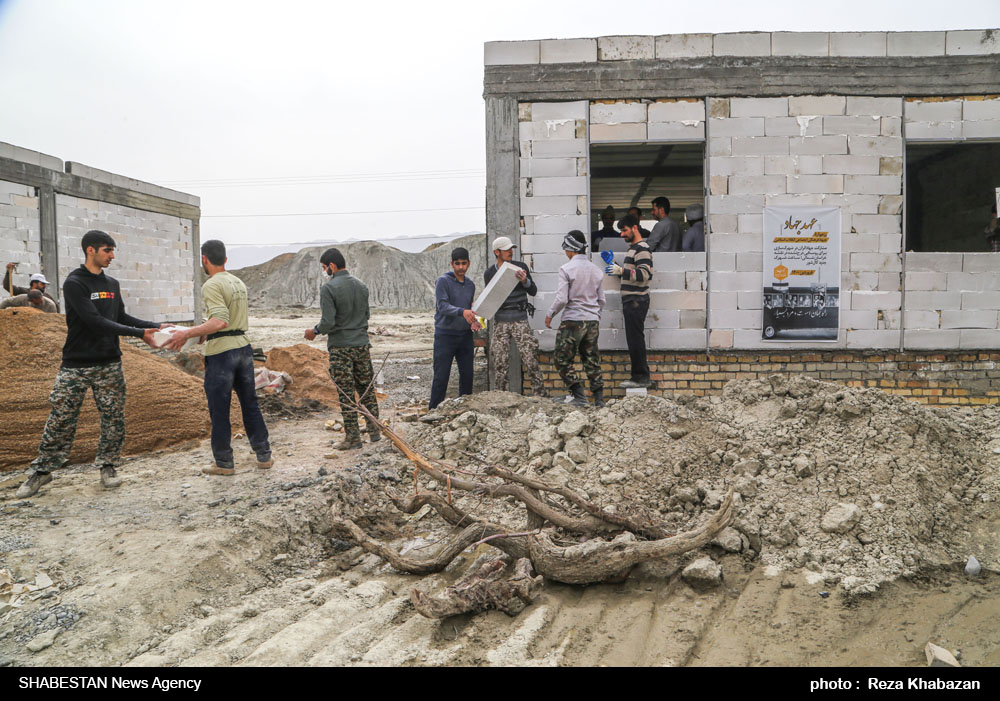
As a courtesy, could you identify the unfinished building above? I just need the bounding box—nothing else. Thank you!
[484,30,1000,404]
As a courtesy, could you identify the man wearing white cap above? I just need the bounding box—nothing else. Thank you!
[484,236,547,397]
[4,262,60,311]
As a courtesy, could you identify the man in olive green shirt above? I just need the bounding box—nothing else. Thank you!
[166,240,272,474]
[304,247,379,450]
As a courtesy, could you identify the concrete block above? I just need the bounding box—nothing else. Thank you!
[851,290,901,310]
[519,195,579,216]
[763,155,823,175]
[905,272,948,290]
[709,328,734,348]
[649,329,705,350]
[852,214,900,234]
[485,41,539,65]
[650,290,706,310]
[711,232,760,253]
[647,309,680,328]
[946,30,1000,56]
[531,101,589,121]
[772,32,828,57]
[590,123,646,141]
[729,175,786,195]
[519,234,564,254]
[879,195,903,215]
[823,115,882,136]
[521,157,576,178]
[713,32,771,57]
[598,35,654,61]
[540,39,597,64]
[879,156,903,176]
[655,34,713,59]
[830,33,887,57]
[708,118,765,137]
[905,121,963,140]
[648,100,705,122]
[905,290,961,309]
[710,176,728,195]
[737,290,763,309]
[736,252,762,272]
[961,291,1000,309]
[651,271,687,289]
[686,270,707,290]
[731,137,788,156]
[879,234,902,253]
[947,272,1000,292]
[902,310,941,328]
[710,214,738,233]
[963,98,1000,121]
[520,120,577,141]
[598,328,629,350]
[788,96,846,116]
[905,254,973,274]
[711,252,736,272]
[708,195,764,215]
[651,251,706,272]
[789,135,847,155]
[786,174,843,194]
[960,329,1000,348]
[709,156,764,177]
[590,102,647,124]
[765,117,822,137]
[844,175,900,195]
[737,214,762,233]
[730,98,789,118]
[963,253,1000,273]
[711,271,762,291]
[941,310,998,329]
[766,193,827,207]
[535,328,557,352]
[844,329,899,348]
[531,176,588,197]
[709,137,731,157]
[841,309,879,329]
[850,252,902,272]
[530,140,587,158]
[647,122,705,140]
[530,214,589,234]
[887,32,946,56]
[963,121,1000,139]
[709,291,737,310]
[881,117,902,137]
[847,136,902,157]
[822,155,880,175]
[904,100,962,122]
[711,309,760,328]
[903,329,958,349]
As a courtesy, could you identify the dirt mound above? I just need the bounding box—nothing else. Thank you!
[390,378,1000,595]
[265,344,339,407]
[0,309,228,472]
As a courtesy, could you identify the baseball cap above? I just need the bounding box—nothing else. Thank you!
[29,273,49,284]
[492,236,516,251]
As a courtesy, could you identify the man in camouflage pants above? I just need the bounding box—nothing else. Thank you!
[305,247,379,450]
[484,236,546,396]
[17,229,163,499]
[545,230,606,407]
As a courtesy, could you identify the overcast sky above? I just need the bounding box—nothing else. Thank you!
[1,0,996,252]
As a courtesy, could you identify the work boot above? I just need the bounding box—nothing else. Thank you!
[559,384,588,408]
[368,428,382,443]
[100,466,122,489]
[592,389,606,408]
[256,454,274,470]
[203,463,236,476]
[16,471,52,499]
[620,379,643,389]
[331,437,363,452]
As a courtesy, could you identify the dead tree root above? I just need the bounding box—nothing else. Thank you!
[411,557,543,618]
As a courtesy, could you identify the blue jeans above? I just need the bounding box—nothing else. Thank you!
[204,345,270,467]
[429,332,474,409]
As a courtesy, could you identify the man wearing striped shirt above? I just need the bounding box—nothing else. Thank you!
[605,214,653,389]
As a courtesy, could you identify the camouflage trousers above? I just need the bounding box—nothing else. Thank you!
[490,319,547,396]
[554,320,603,392]
[328,345,380,442]
[31,362,126,473]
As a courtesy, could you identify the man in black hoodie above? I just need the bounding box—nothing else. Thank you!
[16,230,165,499]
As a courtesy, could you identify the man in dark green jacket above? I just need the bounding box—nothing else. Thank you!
[304,248,380,450]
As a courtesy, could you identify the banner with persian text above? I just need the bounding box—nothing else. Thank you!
[762,206,841,342]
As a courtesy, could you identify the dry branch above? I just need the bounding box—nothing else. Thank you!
[411,557,543,618]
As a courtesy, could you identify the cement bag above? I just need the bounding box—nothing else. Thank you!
[254,367,293,392]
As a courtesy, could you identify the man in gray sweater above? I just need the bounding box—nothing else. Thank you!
[483,236,546,397]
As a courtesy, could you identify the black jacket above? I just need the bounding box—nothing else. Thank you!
[61,265,157,368]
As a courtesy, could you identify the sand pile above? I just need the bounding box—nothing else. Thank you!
[0,309,237,472]
[265,344,340,407]
[382,378,1000,595]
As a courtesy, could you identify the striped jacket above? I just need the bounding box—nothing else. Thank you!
[620,239,653,300]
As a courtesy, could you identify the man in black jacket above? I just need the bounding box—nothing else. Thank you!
[16,230,165,499]
[484,236,547,397]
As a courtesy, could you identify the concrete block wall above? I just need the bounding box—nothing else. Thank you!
[0,180,41,298]
[904,96,1000,140]
[55,194,195,322]
[708,95,904,350]
[590,98,706,142]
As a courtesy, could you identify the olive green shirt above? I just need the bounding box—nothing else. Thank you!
[202,271,250,357]
[316,270,370,348]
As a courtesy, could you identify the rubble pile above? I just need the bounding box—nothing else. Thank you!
[374,377,1000,594]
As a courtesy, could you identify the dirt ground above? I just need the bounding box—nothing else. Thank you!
[1,310,997,668]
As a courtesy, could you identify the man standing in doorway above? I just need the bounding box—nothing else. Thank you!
[166,240,272,474]
[682,204,706,252]
[647,196,680,253]
[605,214,654,389]
[304,247,380,451]
[484,236,546,397]
[430,247,481,409]
[545,231,605,407]
[16,230,164,498]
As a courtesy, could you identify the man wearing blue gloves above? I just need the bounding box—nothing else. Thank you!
[604,214,653,389]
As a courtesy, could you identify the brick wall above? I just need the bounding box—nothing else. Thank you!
[530,350,1000,405]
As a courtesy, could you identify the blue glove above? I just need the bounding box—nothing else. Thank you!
[600,250,615,265]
